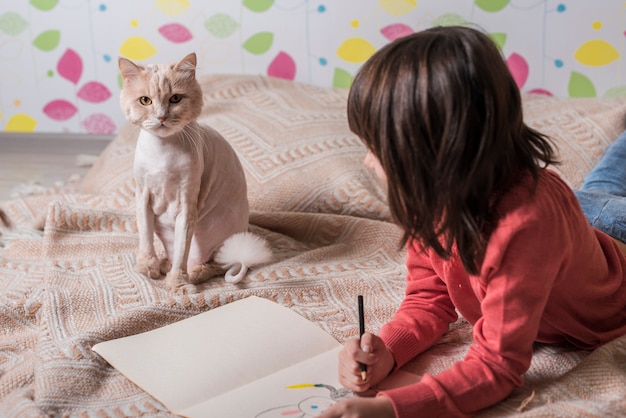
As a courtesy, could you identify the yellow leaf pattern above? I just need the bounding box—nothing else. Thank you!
[574,39,620,67]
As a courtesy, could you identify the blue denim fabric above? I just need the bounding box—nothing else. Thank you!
[573,129,626,243]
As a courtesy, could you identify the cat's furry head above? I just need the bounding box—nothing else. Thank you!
[118,52,203,137]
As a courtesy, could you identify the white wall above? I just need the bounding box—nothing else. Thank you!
[1,0,624,136]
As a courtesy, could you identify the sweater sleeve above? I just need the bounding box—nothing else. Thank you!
[379,242,458,368]
[379,210,565,417]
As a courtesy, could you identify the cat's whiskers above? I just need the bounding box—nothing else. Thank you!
[179,123,206,156]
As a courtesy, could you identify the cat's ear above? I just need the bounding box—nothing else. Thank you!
[118,57,142,83]
[175,52,197,80]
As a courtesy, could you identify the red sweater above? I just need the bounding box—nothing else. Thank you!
[378,169,626,417]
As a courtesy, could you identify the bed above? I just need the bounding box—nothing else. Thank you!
[1,74,625,417]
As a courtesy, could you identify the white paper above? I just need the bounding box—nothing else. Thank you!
[181,346,347,418]
[92,296,344,417]
[93,296,420,417]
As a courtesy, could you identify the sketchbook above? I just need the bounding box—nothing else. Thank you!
[92,296,419,417]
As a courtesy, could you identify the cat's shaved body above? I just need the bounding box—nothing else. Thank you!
[119,53,270,292]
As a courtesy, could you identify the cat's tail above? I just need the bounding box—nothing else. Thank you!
[215,232,272,284]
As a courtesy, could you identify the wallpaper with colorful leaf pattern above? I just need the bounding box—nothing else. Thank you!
[1,0,625,135]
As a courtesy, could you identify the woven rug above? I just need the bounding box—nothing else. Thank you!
[1,74,625,417]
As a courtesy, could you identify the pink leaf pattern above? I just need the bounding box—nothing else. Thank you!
[77,81,112,103]
[527,88,553,96]
[158,23,193,43]
[506,52,529,90]
[57,48,83,85]
[82,113,116,134]
[267,51,296,80]
[43,99,78,121]
[380,23,413,41]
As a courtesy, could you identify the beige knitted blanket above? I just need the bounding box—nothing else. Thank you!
[1,75,625,417]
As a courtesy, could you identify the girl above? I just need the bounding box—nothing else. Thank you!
[320,26,626,418]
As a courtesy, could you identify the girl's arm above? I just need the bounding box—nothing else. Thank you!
[378,219,561,418]
[379,242,458,368]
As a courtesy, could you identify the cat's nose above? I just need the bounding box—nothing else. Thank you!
[158,116,167,123]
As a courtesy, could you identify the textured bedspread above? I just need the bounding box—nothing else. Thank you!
[1,75,625,417]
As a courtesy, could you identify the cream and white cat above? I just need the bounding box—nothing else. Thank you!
[118,52,270,292]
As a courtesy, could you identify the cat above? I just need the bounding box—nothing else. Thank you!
[118,52,271,292]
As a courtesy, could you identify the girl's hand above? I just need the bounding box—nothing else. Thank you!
[338,332,395,393]
[318,396,395,418]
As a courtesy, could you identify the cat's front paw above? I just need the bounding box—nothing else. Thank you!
[164,269,192,292]
[188,263,225,284]
[135,253,161,279]
[172,283,197,294]
[160,258,172,275]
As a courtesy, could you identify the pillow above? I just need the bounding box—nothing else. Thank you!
[522,94,626,189]
[81,74,391,221]
[80,75,626,220]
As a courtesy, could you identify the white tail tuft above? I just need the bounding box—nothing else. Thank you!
[215,232,272,284]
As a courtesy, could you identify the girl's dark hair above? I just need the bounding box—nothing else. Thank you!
[347,25,557,275]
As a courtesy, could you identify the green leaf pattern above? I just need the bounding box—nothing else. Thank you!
[29,0,59,11]
[242,0,275,13]
[0,12,28,36]
[204,13,239,38]
[32,29,61,52]
[243,32,274,55]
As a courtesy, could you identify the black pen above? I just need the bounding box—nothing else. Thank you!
[358,295,367,381]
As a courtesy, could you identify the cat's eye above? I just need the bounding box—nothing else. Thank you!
[139,96,152,106]
[169,94,182,104]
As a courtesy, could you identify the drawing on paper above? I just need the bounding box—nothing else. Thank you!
[254,383,352,417]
